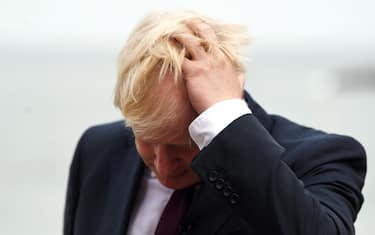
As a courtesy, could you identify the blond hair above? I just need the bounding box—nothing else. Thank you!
[114,10,250,138]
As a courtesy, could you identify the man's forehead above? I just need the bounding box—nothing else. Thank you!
[134,105,195,145]
[135,124,192,145]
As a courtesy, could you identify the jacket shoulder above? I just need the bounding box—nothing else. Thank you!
[79,120,133,149]
[270,114,366,154]
[73,120,135,172]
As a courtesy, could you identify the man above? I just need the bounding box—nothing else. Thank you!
[64,11,366,235]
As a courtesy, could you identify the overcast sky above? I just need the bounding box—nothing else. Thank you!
[1,0,375,50]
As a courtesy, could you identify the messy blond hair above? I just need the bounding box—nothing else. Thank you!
[114,10,250,137]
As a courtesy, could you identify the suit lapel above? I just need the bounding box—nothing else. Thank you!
[102,134,145,235]
[117,145,145,234]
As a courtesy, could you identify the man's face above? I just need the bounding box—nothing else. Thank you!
[134,74,201,189]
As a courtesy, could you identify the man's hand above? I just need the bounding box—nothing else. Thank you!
[173,20,245,114]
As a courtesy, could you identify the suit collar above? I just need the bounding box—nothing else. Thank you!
[243,90,273,132]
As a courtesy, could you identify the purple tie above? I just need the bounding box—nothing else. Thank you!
[154,188,193,235]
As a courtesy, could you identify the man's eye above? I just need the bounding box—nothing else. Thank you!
[168,144,189,150]
[174,144,197,152]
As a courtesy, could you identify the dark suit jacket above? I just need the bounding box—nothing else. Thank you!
[64,92,366,235]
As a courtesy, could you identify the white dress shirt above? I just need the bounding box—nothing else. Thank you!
[127,99,251,235]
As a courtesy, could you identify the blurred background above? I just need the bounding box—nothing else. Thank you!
[1,0,374,234]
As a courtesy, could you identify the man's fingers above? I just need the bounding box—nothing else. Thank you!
[181,57,195,77]
[185,19,217,42]
[173,20,220,60]
[185,19,224,57]
[173,33,205,60]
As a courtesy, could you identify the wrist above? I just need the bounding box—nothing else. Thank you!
[189,99,251,149]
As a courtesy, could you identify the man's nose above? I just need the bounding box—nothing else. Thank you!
[154,144,180,177]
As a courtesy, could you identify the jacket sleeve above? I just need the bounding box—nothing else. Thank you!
[191,114,366,235]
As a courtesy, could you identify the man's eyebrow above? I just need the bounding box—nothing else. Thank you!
[137,129,193,145]
[143,138,192,147]
[168,142,191,147]
[169,138,196,148]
